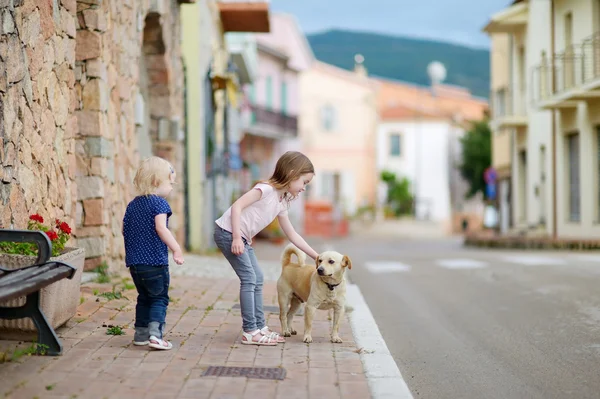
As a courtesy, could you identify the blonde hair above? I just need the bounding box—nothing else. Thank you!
[133,156,174,195]
[266,151,314,203]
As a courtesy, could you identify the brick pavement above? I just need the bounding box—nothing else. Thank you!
[0,269,372,399]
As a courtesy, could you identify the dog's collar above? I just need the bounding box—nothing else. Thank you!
[326,282,341,291]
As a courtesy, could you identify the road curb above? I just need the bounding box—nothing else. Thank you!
[346,283,413,399]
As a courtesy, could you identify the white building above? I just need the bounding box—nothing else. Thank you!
[376,104,473,225]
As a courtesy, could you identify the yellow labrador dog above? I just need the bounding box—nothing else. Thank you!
[277,244,352,343]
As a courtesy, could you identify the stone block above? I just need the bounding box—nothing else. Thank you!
[76,175,103,199]
[6,35,25,83]
[61,6,75,38]
[2,9,15,34]
[75,29,101,61]
[78,236,105,258]
[85,58,106,80]
[21,8,40,46]
[38,0,54,40]
[61,0,76,14]
[84,136,112,157]
[82,78,108,111]
[82,8,106,32]
[76,110,103,136]
[83,198,104,225]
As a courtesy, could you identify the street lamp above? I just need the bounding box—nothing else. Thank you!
[413,61,446,220]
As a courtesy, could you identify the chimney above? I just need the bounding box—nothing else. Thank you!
[354,53,367,77]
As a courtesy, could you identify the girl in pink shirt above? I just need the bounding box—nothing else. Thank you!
[214,151,319,346]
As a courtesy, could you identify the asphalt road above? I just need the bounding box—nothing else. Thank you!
[323,235,600,399]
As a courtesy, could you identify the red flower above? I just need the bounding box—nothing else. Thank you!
[55,219,61,226]
[29,214,44,223]
[58,222,72,235]
[45,231,58,241]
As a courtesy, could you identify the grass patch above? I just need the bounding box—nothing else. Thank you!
[92,262,111,283]
[0,343,49,363]
[106,325,125,336]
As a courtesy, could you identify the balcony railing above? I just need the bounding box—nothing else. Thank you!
[491,86,527,119]
[249,104,298,136]
[533,33,600,104]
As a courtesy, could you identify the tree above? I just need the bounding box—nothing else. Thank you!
[380,171,413,216]
[458,119,491,199]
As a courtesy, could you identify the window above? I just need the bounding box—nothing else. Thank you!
[390,134,401,157]
[265,76,272,110]
[320,105,336,131]
[567,133,580,222]
[281,82,287,115]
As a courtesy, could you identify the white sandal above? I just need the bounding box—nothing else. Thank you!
[260,326,285,343]
[241,329,278,346]
[148,336,173,350]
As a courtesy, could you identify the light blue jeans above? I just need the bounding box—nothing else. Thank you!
[213,224,265,332]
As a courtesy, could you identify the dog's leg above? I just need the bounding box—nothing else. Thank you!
[303,304,317,343]
[287,297,302,335]
[330,304,345,343]
[278,293,292,337]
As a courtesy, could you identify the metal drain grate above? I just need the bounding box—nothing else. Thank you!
[232,304,304,315]
[202,366,286,380]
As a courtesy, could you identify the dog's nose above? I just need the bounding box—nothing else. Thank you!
[317,267,325,275]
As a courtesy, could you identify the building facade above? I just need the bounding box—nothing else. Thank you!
[300,60,378,216]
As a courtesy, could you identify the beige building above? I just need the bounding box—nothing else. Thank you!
[485,0,600,239]
[300,59,378,216]
[484,7,523,234]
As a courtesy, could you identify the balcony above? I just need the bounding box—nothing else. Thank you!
[243,104,298,139]
[218,1,270,33]
[490,85,528,129]
[533,33,600,109]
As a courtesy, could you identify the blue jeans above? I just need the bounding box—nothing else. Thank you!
[129,264,170,340]
[213,224,265,332]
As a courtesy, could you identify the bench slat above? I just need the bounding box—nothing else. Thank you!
[0,266,73,302]
[0,264,57,288]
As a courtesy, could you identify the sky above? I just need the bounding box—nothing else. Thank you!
[270,0,512,49]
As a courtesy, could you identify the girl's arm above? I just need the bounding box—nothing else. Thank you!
[278,213,319,260]
[229,188,262,255]
[155,213,184,264]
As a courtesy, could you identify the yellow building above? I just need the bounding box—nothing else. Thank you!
[485,0,600,239]
[181,0,269,251]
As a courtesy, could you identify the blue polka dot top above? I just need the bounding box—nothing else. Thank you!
[123,195,172,267]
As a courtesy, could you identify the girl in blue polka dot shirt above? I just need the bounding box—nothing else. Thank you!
[123,156,184,351]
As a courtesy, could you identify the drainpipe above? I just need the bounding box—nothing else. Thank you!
[551,0,558,238]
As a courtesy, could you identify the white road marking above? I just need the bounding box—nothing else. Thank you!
[365,261,412,274]
[502,256,566,266]
[574,255,600,262]
[435,259,488,269]
[347,284,414,398]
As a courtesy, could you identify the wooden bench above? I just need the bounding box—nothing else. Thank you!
[0,230,76,356]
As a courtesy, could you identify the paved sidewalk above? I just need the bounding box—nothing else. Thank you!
[0,248,372,399]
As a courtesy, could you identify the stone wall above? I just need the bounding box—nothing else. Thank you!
[1,0,187,271]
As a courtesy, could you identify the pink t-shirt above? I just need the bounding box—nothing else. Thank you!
[215,183,288,243]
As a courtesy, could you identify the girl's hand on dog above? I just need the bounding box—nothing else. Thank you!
[231,237,245,255]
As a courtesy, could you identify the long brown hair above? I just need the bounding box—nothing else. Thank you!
[266,151,314,203]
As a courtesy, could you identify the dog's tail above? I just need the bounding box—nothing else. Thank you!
[281,243,306,268]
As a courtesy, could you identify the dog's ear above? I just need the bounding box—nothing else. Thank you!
[315,254,320,268]
[342,255,352,269]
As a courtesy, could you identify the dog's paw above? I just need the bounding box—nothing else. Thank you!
[290,328,297,335]
[303,335,313,343]
[331,335,343,343]
[283,330,292,337]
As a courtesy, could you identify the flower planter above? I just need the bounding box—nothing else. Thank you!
[0,247,85,333]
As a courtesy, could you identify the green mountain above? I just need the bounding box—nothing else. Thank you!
[306,30,490,99]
